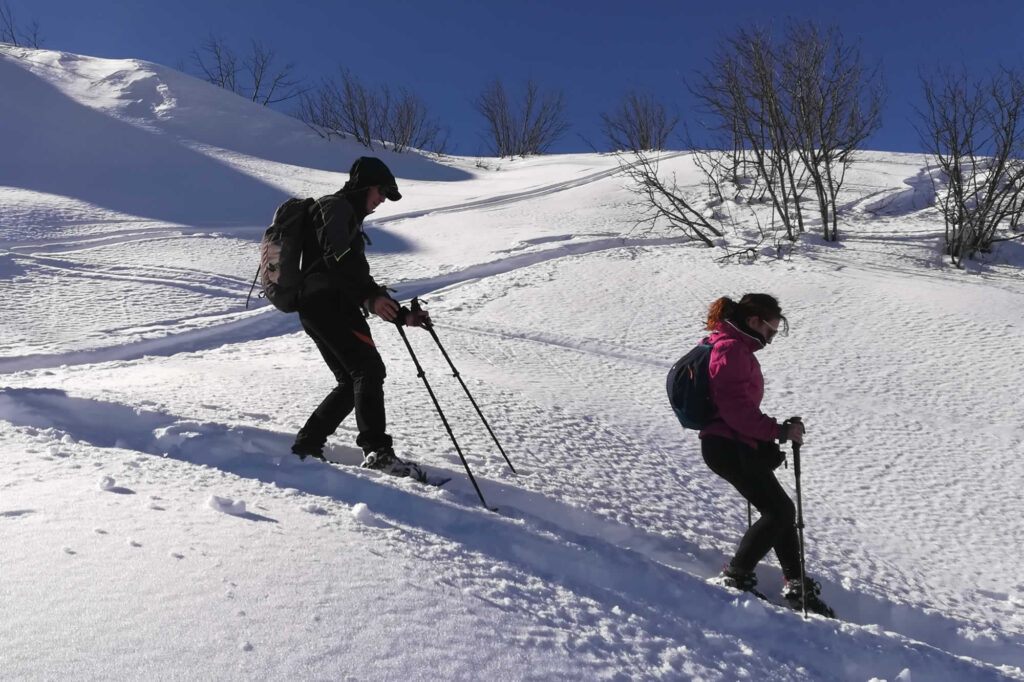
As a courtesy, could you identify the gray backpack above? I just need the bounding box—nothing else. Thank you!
[247,197,319,312]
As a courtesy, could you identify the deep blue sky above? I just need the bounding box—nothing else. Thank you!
[9,0,1024,155]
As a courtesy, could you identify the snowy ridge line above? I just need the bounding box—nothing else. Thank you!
[1,384,1018,677]
[373,151,691,225]
[0,309,298,375]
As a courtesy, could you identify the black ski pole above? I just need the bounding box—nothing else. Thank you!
[393,312,494,511]
[411,297,517,474]
[789,416,809,619]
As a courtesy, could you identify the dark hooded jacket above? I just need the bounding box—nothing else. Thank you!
[298,158,401,311]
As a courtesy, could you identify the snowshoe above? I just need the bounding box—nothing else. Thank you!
[782,577,835,618]
[361,447,427,483]
[709,566,770,601]
[291,443,326,462]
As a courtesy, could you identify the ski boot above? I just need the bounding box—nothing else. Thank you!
[782,576,835,618]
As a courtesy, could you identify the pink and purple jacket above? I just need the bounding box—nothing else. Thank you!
[698,320,782,449]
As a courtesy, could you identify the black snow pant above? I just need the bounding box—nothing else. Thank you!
[293,297,391,455]
[701,435,801,580]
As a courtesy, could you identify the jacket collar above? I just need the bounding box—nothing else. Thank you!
[717,319,766,351]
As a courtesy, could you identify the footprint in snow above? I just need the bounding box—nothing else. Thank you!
[0,509,35,519]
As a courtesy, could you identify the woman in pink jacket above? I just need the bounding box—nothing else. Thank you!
[701,293,833,617]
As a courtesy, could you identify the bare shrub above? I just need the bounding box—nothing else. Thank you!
[916,67,1024,266]
[474,78,570,157]
[190,35,304,106]
[296,70,448,154]
[600,90,678,152]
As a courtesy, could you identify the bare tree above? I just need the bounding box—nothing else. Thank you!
[475,78,570,157]
[378,85,449,154]
[690,21,882,244]
[1,1,42,47]
[780,22,884,241]
[190,35,304,106]
[245,41,304,105]
[916,67,1024,266]
[191,35,239,93]
[692,28,804,241]
[296,69,448,154]
[600,90,679,152]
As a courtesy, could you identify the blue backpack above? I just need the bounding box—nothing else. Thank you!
[666,340,717,430]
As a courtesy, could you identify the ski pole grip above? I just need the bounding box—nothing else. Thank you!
[781,416,803,443]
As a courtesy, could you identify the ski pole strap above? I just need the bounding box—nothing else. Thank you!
[245,263,261,309]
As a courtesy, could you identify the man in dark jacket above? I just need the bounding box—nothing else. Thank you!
[292,156,429,480]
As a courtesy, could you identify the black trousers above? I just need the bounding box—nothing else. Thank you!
[294,299,391,454]
[701,435,800,579]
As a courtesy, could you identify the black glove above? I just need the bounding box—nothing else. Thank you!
[757,440,786,470]
[395,306,431,327]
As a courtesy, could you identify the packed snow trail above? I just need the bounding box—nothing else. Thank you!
[1,386,1020,676]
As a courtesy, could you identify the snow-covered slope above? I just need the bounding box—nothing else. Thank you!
[2,46,1023,681]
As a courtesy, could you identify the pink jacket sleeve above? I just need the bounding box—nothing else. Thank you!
[708,340,781,442]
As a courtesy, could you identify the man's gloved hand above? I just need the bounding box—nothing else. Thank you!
[371,295,400,322]
[404,309,432,328]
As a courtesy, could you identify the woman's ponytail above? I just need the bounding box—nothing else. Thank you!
[705,297,736,331]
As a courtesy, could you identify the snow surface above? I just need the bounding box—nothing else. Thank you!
[2,45,1024,681]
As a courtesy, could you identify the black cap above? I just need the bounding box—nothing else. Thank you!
[348,156,402,201]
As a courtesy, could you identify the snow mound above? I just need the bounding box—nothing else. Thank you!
[207,495,246,515]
